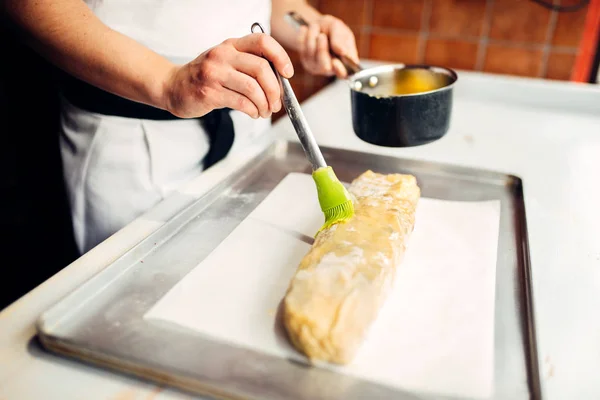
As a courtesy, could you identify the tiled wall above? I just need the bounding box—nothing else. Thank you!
[283,0,590,105]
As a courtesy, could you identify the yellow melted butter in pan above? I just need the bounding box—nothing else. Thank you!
[362,69,451,98]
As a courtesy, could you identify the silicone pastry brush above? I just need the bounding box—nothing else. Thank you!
[251,22,355,232]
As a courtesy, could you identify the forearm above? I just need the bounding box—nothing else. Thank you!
[270,0,321,51]
[3,0,176,110]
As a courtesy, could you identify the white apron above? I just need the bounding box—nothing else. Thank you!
[61,0,272,253]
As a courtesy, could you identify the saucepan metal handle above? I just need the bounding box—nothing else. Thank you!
[284,11,363,76]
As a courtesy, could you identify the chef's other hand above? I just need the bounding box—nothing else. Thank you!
[165,33,293,119]
[297,15,358,79]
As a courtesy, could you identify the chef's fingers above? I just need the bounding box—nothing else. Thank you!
[332,58,348,79]
[232,33,294,78]
[305,23,321,64]
[218,87,260,119]
[297,26,308,57]
[232,52,281,113]
[316,33,333,75]
[299,25,316,72]
[223,69,271,118]
[329,22,359,63]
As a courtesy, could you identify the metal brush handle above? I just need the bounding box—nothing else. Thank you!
[251,22,326,171]
[284,11,363,76]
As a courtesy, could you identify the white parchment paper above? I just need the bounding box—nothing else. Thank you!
[145,173,501,399]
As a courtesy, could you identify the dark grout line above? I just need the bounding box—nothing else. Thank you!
[369,26,428,36]
[549,46,580,54]
[363,0,374,58]
[485,40,552,50]
[475,0,495,71]
[539,0,560,78]
[418,0,434,63]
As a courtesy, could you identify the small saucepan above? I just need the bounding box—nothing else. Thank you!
[285,12,458,147]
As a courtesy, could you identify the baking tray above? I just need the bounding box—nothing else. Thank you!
[37,140,541,400]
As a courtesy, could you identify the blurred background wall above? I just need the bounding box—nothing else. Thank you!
[284,0,597,104]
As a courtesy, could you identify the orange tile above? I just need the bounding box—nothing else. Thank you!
[372,0,425,31]
[483,45,544,77]
[489,0,552,43]
[302,86,320,100]
[347,26,369,58]
[545,51,577,80]
[286,48,303,70]
[424,39,479,70]
[552,4,588,47]
[369,33,421,63]
[307,74,335,91]
[319,0,369,27]
[290,81,312,103]
[429,0,488,37]
[289,63,307,79]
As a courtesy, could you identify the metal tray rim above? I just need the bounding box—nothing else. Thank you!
[35,139,541,400]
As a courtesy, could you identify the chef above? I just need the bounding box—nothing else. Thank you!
[3,0,359,254]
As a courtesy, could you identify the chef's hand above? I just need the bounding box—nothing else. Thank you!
[297,15,358,79]
[165,33,294,119]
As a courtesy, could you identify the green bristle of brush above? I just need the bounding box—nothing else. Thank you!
[312,166,355,232]
[322,200,354,231]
